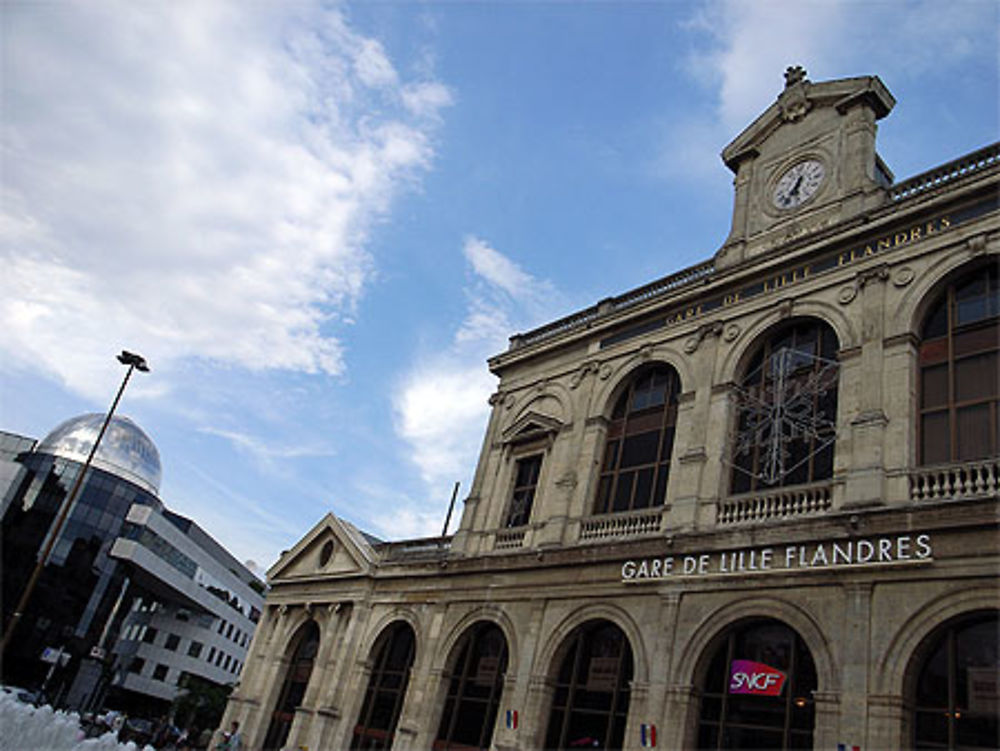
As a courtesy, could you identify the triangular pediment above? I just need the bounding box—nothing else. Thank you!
[722,73,894,172]
[267,512,378,583]
[501,411,564,445]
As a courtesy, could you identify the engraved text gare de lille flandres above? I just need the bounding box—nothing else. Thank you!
[599,209,970,350]
[621,534,933,582]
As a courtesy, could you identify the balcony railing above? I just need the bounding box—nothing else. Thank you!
[889,142,999,202]
[909,458,999,502]
[718,482,832,525]
[495,528,527,550]
[580,508,663,541]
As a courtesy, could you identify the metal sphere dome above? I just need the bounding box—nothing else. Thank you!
[37,413,162,495]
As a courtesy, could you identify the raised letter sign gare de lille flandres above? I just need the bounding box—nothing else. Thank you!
[620,533,933,582]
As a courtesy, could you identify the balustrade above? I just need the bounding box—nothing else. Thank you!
[717,483,832,525]
[909,458,999,502]
[580,508,663,541]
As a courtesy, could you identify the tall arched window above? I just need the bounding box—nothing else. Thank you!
[919,264,1000,465]
[544,619,633,750]
[263,620,320,751]
[594,365,681,514]
[731,319,839,494]
[351,622,416,750]
[697,619,817,750]
[910,611,998,749]
[434,622,509,750]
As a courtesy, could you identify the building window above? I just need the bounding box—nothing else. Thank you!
[730,319,839,494]
[505,455,542,528]
[351,621,416,750]
[142,627,158,644]
[164,633,180,651]
[435,622,509,750]
[152,664,169,682]
[594,365,681,514]
[544,619,633,750]
[697,619,816,750]
[128,658,145,674]
[208,646,216,662]
[911,611,998,749]
[263,621,321,751]
[188,641,203,658]
[919,265,1000,465]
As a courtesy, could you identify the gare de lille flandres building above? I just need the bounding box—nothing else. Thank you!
[223,70,999,750]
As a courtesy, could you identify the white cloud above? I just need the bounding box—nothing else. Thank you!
[0,1,450,402]
[390,238,568,538]
[663,0,997,181]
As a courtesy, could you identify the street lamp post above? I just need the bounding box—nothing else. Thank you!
[0,350,150,657]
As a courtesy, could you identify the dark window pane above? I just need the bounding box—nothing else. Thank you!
[922,412,951,465]
[922,364,949,408]
[955,353,998,402]
[612,472,634,512]
[956,405,991,460]
[620,431,659,468]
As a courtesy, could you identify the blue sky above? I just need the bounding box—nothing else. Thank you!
[2,0,997,573]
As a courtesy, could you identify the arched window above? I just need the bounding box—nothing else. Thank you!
[434,622,509,750]
[919,265,1000,465]
[263,620,320,751]
[351,621,416,750]
[697,619,817,750]
[594,365,681,514]
[543,619,633,750]
[910,611,998,749]
[731,319,839,494]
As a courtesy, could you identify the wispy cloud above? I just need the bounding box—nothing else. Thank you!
[660,0,997,181]
[0,1,450,401]
[387,237,567,538]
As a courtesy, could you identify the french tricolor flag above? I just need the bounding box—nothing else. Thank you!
[640,723,656,747]
[837,745,860,751]
[505,710,518,730]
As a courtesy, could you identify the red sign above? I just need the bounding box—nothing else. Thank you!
[729,660,787,696]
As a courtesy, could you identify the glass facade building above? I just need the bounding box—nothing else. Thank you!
[0,416,263,716]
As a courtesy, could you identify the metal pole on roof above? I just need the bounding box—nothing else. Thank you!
[1,351,150,657]
[441,481,460,539]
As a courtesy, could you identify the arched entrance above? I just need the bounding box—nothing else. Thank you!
[543,619,633,750]
[909,610,998,749]
[351,621,416,750]
[696,618,817,750]
[263,620,320,751]
[434,621,509,750]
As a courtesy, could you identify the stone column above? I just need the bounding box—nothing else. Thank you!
[813,691,842,751]
[837,583,871,741]
[867,693,906,749]
[662,683,698,749]
[842,266,890,508]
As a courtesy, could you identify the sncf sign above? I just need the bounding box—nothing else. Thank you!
[729,660,787,696]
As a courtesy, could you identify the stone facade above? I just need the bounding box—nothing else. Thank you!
[224,70,999,750]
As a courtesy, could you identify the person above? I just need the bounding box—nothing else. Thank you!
[215,721,242,751]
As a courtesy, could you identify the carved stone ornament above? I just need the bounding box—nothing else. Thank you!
[837,285,858,305]
[723,323,741,342]
[779,66,812,122]
[570,361,599,390]
[504,394,515,410]
[599,364,613,380]
[857,264,890,288]
[892,266,916,287]
[779,299,794,318]
[684,321,724,353]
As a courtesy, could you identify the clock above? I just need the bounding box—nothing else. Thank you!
[772,159,825,209]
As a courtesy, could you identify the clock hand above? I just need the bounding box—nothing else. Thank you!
[789,175,803,196]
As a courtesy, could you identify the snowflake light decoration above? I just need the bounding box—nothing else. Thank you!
[731,346,839,485]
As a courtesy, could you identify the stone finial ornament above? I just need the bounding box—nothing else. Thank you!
[784,65,808,87]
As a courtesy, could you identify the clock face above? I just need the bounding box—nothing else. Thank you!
[773,159,825,209]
